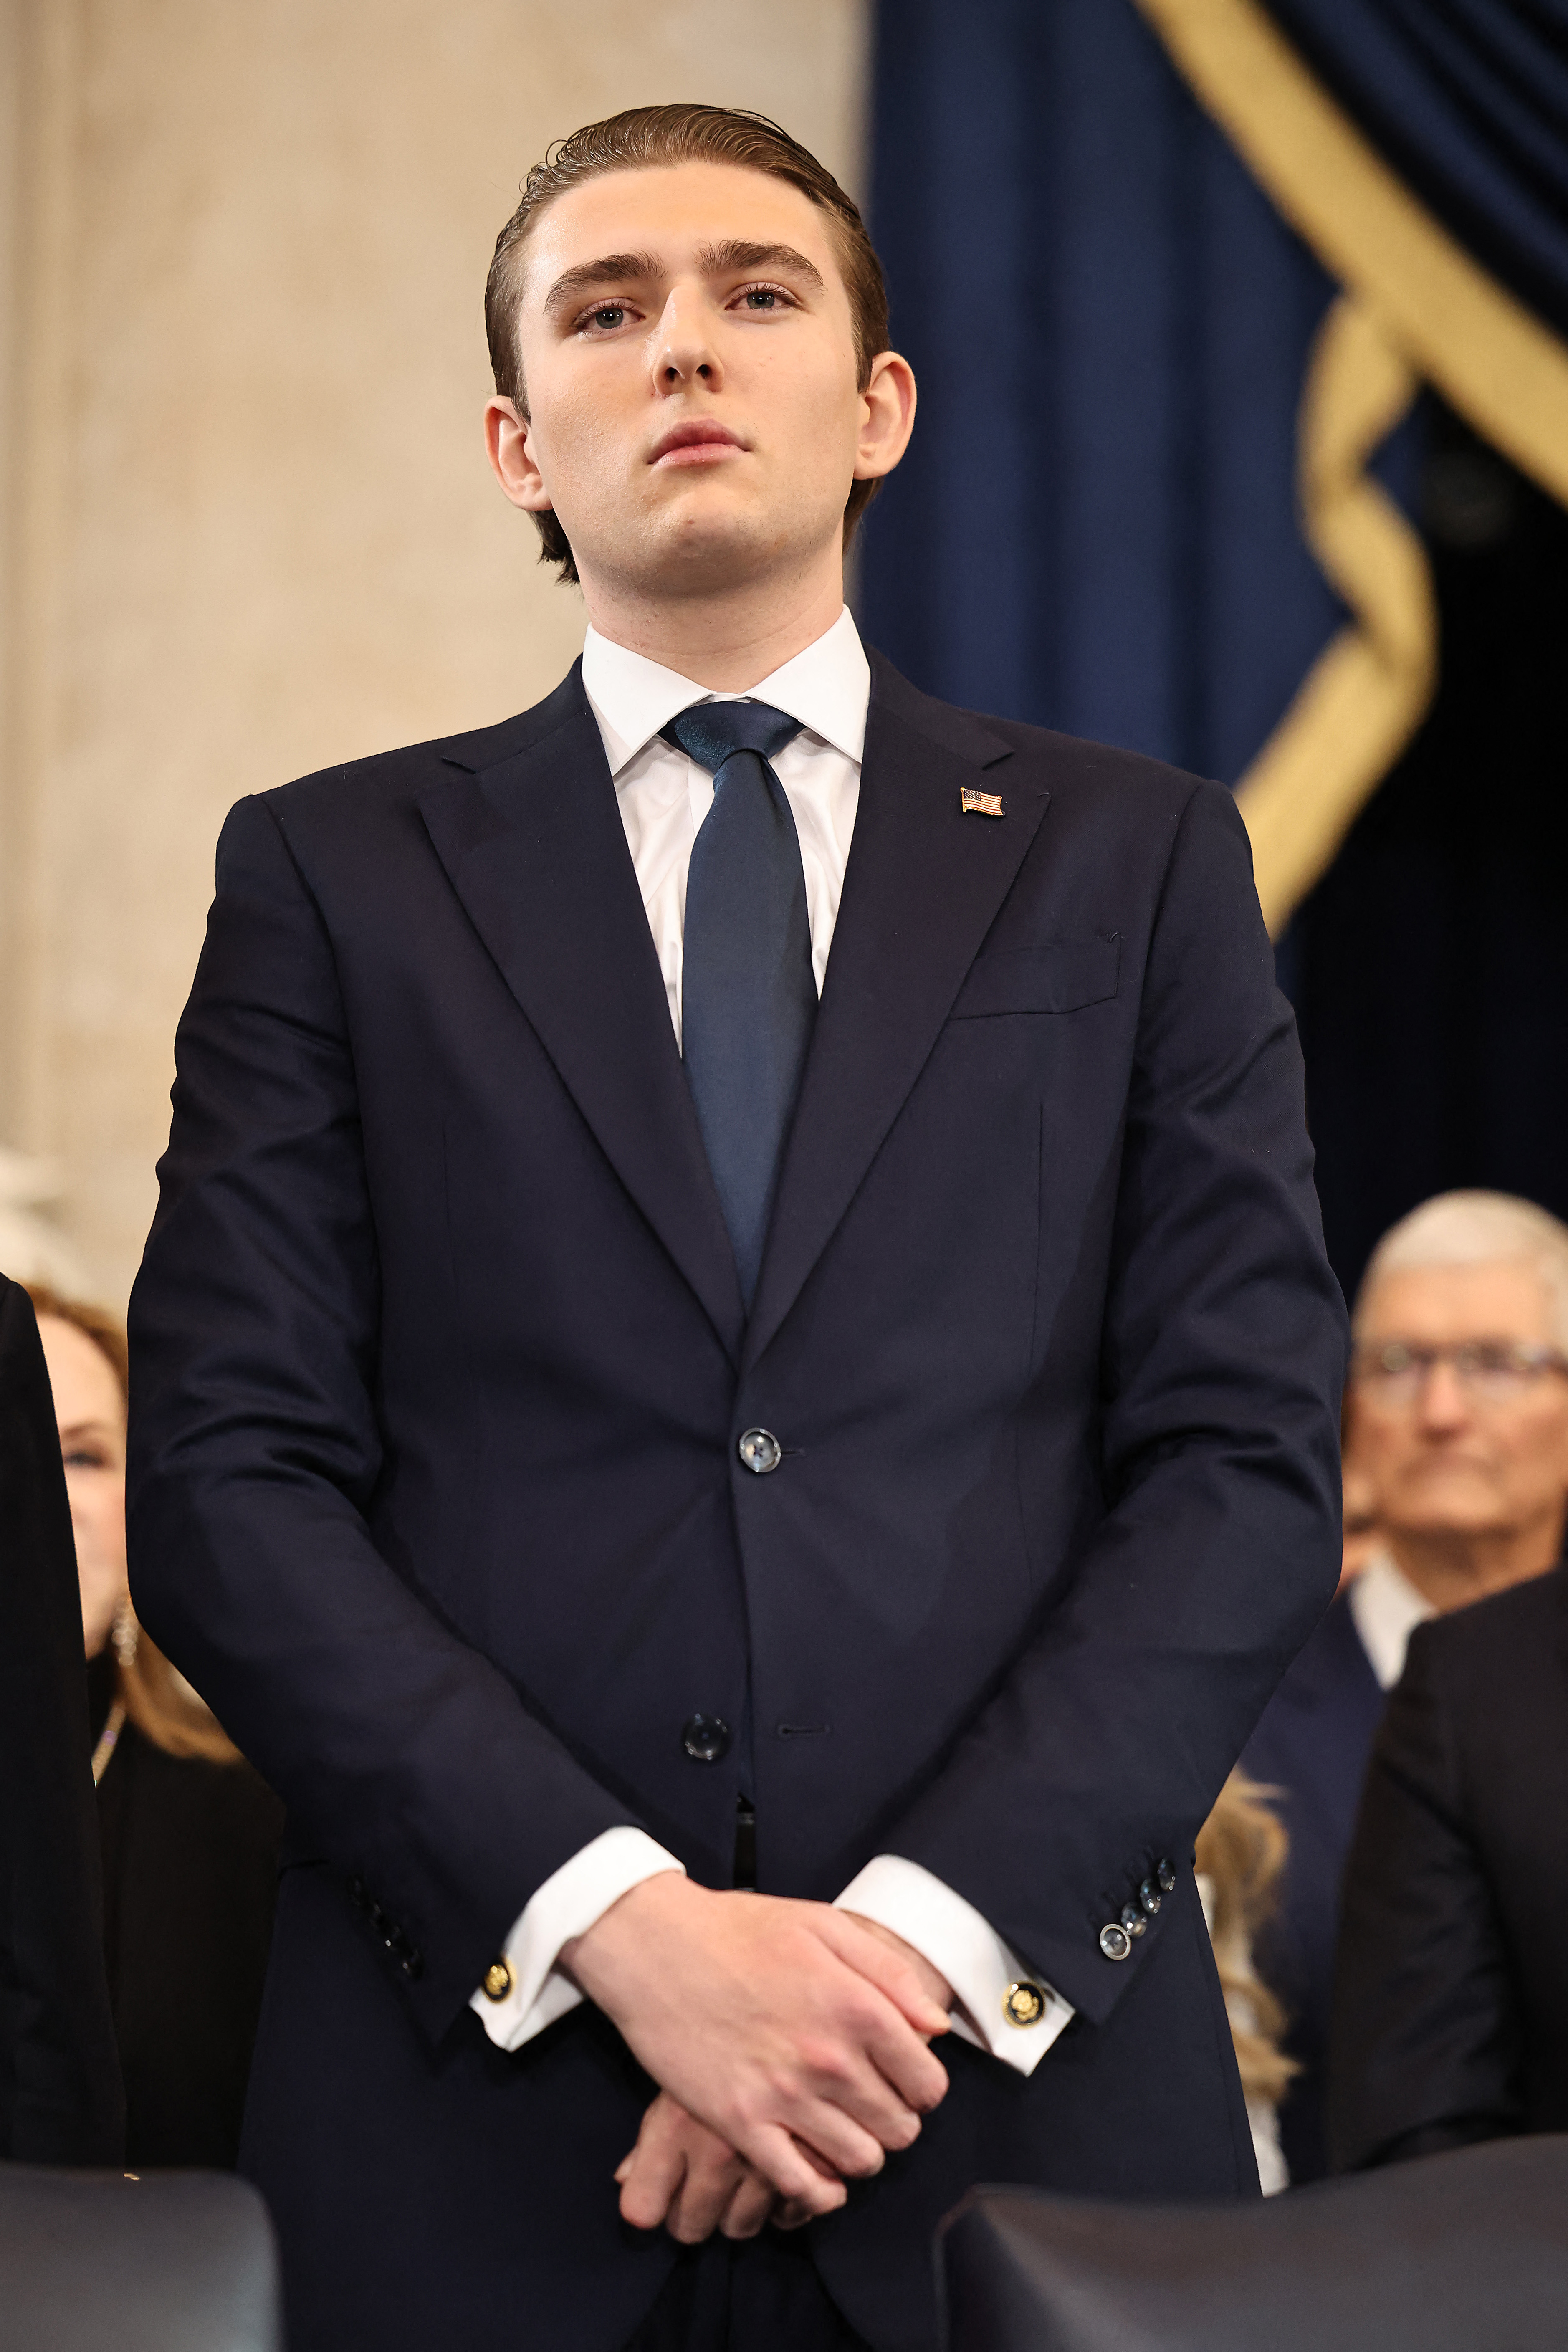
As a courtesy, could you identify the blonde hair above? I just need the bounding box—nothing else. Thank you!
[26,1282,243,1767]
[1195,1770,1297,2106]
[1355,1190,1568,1351]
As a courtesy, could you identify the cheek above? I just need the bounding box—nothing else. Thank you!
[531,374,630,491]
[71,1477,127,1564]
[1501,1408,1568,1479]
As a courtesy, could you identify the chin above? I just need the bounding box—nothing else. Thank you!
[640,489,828,588]
[1394,1495,1500,1533]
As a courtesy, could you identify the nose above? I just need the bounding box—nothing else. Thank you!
[1417,1358,1471,1427]
[651,286,723,395]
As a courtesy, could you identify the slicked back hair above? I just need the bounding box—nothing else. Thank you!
[485,104,891,585]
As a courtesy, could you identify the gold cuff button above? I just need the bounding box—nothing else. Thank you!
[1003,1979,1046,2028]
[482,1959,514,2002]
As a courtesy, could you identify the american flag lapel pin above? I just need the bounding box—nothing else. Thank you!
[961,787,1005,818]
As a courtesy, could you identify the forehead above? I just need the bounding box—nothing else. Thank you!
[1362,1258,1554,1336]
[516,159,845,301]
[37,1315,123,1417]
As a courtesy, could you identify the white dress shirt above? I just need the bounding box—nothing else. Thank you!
[469,610,1072,2075]
[1348,1546,1436,1691]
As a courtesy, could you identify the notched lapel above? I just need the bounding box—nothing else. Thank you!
[417,668,745,1362]
[744,660,1051,1369]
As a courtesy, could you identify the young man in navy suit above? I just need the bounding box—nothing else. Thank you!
[127,105,1345,2352]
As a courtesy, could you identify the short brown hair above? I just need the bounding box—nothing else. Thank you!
[485,103,890,585]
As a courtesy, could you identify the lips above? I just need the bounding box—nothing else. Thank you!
[649,420,745,467]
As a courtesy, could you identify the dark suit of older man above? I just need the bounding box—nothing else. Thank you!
[126,650,1344,2352]
[1329,1565,1568,2171]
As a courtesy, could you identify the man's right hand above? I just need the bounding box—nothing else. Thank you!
[561,1875,950,2217]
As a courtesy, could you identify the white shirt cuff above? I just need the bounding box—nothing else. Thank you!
[835,1854,1074,2077]
[469,1826,685,2052]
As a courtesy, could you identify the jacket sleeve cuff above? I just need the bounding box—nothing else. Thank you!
[469,1827,685,2052]
[835,1853,1074,2078]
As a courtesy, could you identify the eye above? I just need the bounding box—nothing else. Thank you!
[733,282,794,313]
[588,303,628,331]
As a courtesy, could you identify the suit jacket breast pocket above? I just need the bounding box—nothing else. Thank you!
[949,933,1121,1019]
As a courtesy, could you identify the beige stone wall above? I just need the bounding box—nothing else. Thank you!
[0,0,868,1307]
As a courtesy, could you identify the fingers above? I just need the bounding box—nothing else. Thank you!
[787,1960,948,2134]
[665,2143,749,2245]
[815,1909,951,2040]
[720,2171,778,2241]
[789,2036,928,2161]
[859,2005,951,2119]
[738,2123,850,2217]
[617,2094,696,2233]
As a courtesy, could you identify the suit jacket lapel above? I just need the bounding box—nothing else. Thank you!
[744,655,1050,1371]
[417,666,745,1362]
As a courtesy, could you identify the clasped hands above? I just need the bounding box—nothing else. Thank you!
[560,1874,952,2244]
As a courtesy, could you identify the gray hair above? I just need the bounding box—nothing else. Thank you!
[1355,1190,1568,1352]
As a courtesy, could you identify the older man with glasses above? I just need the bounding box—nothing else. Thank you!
[1243,1190,1568,2183]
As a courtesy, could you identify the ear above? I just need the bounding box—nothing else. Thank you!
[485,395,554,514]
[853,351,917,483]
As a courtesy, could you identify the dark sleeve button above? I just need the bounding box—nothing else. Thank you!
[682,1713,732,1763]
[1139,1879,1162,1916]
[1119,1902,1147,1938]
[1157,1859,1176,1893]
[400,1950,423,1980]
[1099,1922,1133,1962]
[737,1428,782,1474]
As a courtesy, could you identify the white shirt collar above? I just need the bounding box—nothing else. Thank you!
[1348,1545,1437,1692]
[580,607,870,780]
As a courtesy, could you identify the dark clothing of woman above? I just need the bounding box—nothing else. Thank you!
[0,1275,123,2164]
[89,1649,283,2167]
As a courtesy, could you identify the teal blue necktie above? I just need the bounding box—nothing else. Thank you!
[661,701,813,1308]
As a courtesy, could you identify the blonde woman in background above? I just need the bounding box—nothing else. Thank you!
[29,1285,283,2170]
[1196,1770,1296,2195]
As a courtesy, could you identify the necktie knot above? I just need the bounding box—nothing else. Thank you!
[661,698,802,774]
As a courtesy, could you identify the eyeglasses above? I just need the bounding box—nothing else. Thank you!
[1351,1340,1568,1406]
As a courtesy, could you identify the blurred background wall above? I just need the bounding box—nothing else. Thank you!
[0,0,868,1305]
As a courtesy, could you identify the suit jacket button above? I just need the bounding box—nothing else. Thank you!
[738,1428,782,1474]
[400,1950,423,1981]
[682,1714,731,1763]
[1099,1922,1133,1962]
[1002,1980,1046,2027]
[1119,1902,1147,1938]
[1139,1879,1162,1916]
[1157,1860,1176,1893]
[482,1959,513,2001]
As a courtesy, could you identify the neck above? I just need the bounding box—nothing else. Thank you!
[1386,1510,1565,1613]
[579,543,846,692]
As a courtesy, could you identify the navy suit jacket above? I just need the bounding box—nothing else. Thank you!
[126,655,1345,2352]
[1242,1591,1386,2183]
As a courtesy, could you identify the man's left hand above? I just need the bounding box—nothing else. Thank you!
[616,2093,782,2241]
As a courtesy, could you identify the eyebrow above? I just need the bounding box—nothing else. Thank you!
[541,239,825,319]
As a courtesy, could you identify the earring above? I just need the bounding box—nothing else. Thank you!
[112,1596,139,1668]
